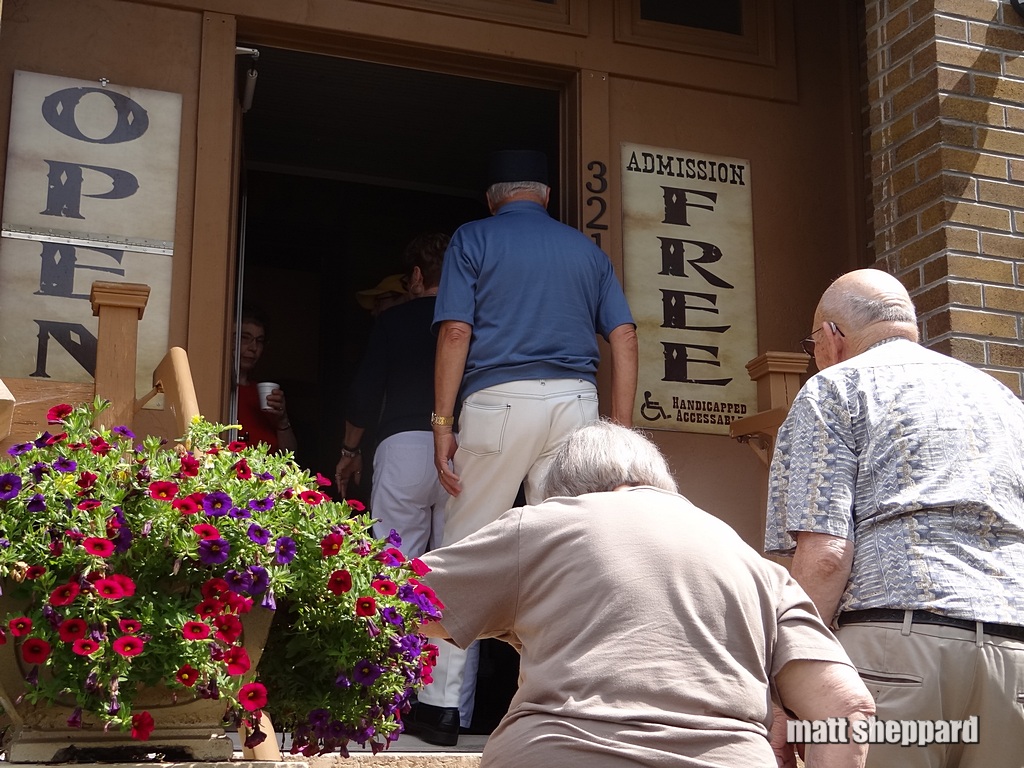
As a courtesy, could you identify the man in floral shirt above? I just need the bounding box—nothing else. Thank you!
[765,268,1024,768]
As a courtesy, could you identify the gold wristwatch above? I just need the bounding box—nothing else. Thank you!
[430,412,455,427]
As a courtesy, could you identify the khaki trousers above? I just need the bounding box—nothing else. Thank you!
[838,617,1024,768]
[419,378,600,716]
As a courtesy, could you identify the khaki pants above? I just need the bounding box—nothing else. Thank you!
[419,378,599,716]
[838,617,1024,768]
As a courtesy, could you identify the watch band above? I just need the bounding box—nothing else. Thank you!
[430,412,455,427]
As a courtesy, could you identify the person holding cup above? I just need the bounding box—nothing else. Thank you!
[235,306,297,453]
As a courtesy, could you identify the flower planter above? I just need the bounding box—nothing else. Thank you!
[0,592,274,763]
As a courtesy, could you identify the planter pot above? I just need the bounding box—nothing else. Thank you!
[0,591,274,763]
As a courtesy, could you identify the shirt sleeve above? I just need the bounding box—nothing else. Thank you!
[765,376,859,556]
[770,572,856,678]
[432,240,477,331]
[419,508,523,649]
[594,256,635,340]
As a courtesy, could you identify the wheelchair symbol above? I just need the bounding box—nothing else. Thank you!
[640,391,672,422]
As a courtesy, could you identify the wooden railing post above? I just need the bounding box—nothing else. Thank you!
[729,352,811,466]
[90,282,151,429]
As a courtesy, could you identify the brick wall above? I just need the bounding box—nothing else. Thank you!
[864,0,1024,395]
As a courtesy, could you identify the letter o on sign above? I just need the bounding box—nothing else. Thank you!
[41,87,149,144]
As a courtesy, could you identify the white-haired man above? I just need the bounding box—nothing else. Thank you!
[766,268,1024,767]
[416,421,874,767]
[410,150,638,744]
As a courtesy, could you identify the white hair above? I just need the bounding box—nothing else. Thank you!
[542,420,678,498]
[486,181,548,205]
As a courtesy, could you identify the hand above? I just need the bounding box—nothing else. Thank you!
[334,453,363,494]
[768,704,799,768]
[433,429,460,496]
[265,388,288,425]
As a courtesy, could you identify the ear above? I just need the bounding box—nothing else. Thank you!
[827,323,848,363]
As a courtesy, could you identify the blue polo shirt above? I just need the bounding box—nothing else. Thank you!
[433,200,634,401]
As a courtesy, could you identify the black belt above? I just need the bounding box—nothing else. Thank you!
[839,609,1024,643]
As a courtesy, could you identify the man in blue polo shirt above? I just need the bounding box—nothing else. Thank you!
[404,150,637,746]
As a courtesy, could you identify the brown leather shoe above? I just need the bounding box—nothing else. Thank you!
[402,702,460,746]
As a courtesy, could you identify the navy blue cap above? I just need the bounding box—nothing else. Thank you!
[486,150,549,187]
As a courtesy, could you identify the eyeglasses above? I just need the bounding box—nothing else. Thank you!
[800,322,844,356]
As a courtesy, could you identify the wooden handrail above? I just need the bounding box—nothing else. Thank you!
[730,351,811,466]
[0,379,14,444]
[90,281,151,429]
[152,347,201,437]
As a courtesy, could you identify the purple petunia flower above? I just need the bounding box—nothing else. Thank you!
[248,496,274,512]
[202,491,232,517]
[334,671,351,689]
[274,536,296,565]
[112,425,135,440]
[33,431,53,448]
[7,442,33,457]
[351,659,384,687]
[248,565,270,595]
[107,695,120,716]
[308,709,331,729]
[224,569,253,594]
[52,456,77,473]
[28,462,48,482]
[0,538,9,549]
[386,528,402,548]
[25,665,40,686]
[67,706,83,728]
[27,494,46,513]
[256,471,274,481]
[260,589,277,610]
[352,539,372,556]
[381,607,404,627]
[198,537,231,565]
[84,672,100,694]
[228,506,251,520]
[0,474,22,500]
[247,524,271,545]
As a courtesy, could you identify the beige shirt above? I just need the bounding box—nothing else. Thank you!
[422,487,853,767]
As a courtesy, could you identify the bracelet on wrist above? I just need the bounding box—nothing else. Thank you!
[277,422,292,431]
[340,445,361,457]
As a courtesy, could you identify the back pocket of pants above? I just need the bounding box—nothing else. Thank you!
[458,402,510,456]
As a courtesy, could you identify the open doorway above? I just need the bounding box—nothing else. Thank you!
[234,45,561,736]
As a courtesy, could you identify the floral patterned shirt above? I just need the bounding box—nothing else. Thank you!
[766,338,1024,625]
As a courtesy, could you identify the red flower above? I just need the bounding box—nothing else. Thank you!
[50,582,81,606]
[239,682,268,711]
[176,664,200,687]
[58,619,88,642]
[372,579,398,596]
[409,558,430,577]
[89,436,111,455]
[148,481,179,501]
[76,500,102,511]
[131,711,155,741]
[25,565,46,580]
[83,537,115,557]
[172,497,199,515]
[414,583,445,610]
[46,403,73,424]
[224,592,253,614]
[9,617,32,636]
[201,578,229,598]
[327,570,352,595]
[182,621,211,640]
[224,646,251,675]
[227,440,247,453]
[22,637,51,664]
[179,454,200,477]
[76,471,98,488]
[300,490,325,506]
[320,533,345,557]
[192,523,220,541]
[347,499,366,512]
[194,598,222,619]
[214,614,243,643]
[112,635,145,657]
[110,574,136,597]
[94,579,126,600]
[119,619,142,635]
[315,472,332,487]
[45,431,68,445]
[72,638,99,656]
[234,458,252,480]
[355,596,377,617]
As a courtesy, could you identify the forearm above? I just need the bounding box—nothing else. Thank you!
[341,423,365,451]
[790,532,854,626]
[434,321,471,418]
[607,323,638,426]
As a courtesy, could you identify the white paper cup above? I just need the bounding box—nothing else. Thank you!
[256,382,279,411]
